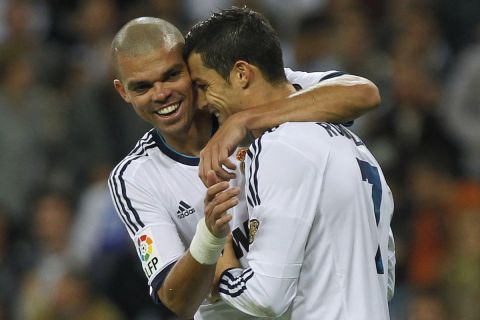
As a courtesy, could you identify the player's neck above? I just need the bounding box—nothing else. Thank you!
[162,111,212,157]
[246,82,296,139]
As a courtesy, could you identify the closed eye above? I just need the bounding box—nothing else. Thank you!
[194,81,208,92]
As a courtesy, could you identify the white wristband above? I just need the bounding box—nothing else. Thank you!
[189,217,226,265]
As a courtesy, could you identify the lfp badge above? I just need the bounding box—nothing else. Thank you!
[137,234,153,262]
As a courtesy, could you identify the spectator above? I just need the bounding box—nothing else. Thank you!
[441,37,480,179]
[15,188,75,319]
[442,210,480,319]
[0,53,60,219]
[0,205,19,320]
[406,290,448,320]
[39,268,126,320]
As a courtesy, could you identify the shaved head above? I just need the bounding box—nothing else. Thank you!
[111,17,184,79]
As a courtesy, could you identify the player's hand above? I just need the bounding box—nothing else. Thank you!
[211,234,241,299]
[204,171,240,238]
[199,113,249,185]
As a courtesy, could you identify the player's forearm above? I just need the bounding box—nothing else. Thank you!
[238,75,380,133]
[158,214,228,319]
[158,252,215,319]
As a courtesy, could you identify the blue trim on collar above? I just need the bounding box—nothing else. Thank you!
[153,115,218,166]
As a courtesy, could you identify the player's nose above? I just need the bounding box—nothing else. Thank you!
[152,82,172,103]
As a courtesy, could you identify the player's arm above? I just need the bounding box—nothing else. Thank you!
[212,140,320,317]
[211,234,241,299]
[198,72,380,183]
[155,253,215,319]
[108,166,235,319]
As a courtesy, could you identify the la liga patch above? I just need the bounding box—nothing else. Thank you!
[138,234,153,261]
[136,229,161,280]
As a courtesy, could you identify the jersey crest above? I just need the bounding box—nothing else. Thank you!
[236,148,248,174]
[248,219,259,244]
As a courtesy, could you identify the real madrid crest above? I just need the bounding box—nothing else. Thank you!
[248,219,260,244]
[236,147,249,174]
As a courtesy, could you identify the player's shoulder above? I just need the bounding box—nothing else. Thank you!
[246,123,332,177]
[109,129,159,181]
[263,122,333,142]
[251,122,334,159]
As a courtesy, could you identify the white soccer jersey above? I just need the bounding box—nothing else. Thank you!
[108,69,393,319]
[218,122,394,319]
[107,126,247,319]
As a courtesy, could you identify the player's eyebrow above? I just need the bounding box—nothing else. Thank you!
[161,63,183,79]
[126,63,186,90]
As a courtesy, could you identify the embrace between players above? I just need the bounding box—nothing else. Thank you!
[109,6,395,320]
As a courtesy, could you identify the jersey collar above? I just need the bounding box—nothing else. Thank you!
[152,115,218,166]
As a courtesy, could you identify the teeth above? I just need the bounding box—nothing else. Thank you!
[156,103,179,115]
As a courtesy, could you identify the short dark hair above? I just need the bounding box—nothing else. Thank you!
[183,7,287,84]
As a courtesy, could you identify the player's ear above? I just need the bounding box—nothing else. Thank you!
[114,79,131,103]
[231,60,251,89]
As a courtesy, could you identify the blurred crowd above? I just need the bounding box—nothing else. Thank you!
[0,0,479,319]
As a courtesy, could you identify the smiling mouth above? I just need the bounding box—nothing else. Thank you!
[155,103,180,116]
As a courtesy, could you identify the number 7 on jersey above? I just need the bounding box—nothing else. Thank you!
[357,158,384,274]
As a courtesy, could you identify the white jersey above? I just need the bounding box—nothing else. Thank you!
[108,70,393,319]
[218,122,394,319]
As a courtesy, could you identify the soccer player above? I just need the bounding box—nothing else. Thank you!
[109,16,383,319]
[184,7,395,319]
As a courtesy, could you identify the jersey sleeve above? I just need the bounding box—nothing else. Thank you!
[387,227,396,301]
[284,67,346,88]
[108,158,185,292]
[218,136,327,317]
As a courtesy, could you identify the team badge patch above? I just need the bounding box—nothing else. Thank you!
[248,219,260,244]
[236,148,248,174]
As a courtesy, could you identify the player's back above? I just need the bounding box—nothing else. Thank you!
[254,122,393,319]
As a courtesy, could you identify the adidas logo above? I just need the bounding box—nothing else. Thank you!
[177,201,195,219]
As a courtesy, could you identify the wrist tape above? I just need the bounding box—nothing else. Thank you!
[189,217,226,265]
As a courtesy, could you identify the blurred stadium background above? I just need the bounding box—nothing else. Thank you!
[0,0,479,319]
